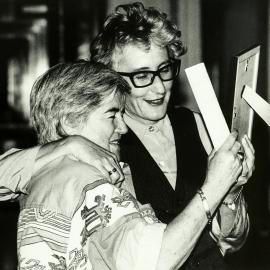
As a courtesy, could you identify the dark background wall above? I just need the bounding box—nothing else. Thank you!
[0,1,269,269]
[202,1,270,269]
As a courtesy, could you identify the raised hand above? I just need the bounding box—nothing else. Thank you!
[236,135,255,185]
[226,134,255,198]
[204,132,243,198]
[34,135,124,183]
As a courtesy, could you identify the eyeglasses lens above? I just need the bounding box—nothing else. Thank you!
[132,61,179,87]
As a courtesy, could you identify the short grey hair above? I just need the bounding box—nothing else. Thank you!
[30,60,130,144]
[90,2,186,67]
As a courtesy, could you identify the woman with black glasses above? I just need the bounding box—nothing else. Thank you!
[90,3,253,269]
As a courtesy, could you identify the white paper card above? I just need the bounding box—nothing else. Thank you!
[185,63,230,150]
[242,85,270,126]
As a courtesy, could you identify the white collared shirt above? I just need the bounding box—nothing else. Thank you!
[124,113,177,189]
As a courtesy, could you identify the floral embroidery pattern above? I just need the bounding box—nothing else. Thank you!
[35,208,56,222]
[111,189,139,210]
[140,208,160,224]
[20,259,45,270]
[81,194,112,244]
[48,255,66,270]
[68,248,87,270]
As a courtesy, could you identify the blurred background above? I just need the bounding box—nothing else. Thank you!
[0,0,269,269]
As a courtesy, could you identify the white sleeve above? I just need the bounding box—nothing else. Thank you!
[0,146,40,200]
[82,183,166,270]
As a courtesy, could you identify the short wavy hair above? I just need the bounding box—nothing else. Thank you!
[30,60,130,144]
[90,2,187,67]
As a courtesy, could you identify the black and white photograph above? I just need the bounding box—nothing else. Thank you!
[0,1,269,269]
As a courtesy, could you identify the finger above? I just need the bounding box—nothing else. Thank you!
[230,141,242,155]
[101,158,124,183]
[236,160,249,185]
[241,137,255,170]
[107,156,124,180]
[100,149,119,167]
[92,162,111,180]
[85,155,123,182]
[101,157,118,173]
[233,161,243,185]
[234,154,243,170]
[236,161,243,177]
[244,135,255,154]
[240,159,249,178]
[109,169,123,184]
[241,139,253,164]
[116,169,125,182]
[99,165,120,184]
[92,158,120,182]
[108,167,120,181]
[108,167,117,175]
[219,132,238,151]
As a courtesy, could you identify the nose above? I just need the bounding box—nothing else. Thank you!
[115,116,128,135]
[152,75,166,94]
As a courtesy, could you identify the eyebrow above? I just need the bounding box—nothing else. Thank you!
[105,107,120,113]
[131,60,171,72]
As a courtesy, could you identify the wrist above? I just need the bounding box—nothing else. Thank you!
[197,188,213,225]
[201,180,229,206]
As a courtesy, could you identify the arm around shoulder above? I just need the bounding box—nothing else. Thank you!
[0,146,40,200]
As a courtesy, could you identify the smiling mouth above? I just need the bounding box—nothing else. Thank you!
[145,97,165,106]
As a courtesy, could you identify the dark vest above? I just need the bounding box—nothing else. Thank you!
[120,107,230,270]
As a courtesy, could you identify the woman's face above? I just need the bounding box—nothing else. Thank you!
[77,91,127,160]
[112,43,173,125]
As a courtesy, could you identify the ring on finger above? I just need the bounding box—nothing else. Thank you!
[108,167,117,175]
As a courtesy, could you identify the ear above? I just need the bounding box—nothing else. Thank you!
[59,115,77,136]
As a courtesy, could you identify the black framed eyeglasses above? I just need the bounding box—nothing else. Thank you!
[118,60,181,88]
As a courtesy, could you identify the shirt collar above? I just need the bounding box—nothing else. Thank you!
[123,112,169,138]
